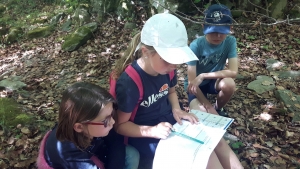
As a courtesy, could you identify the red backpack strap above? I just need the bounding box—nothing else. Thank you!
[125,65,143,121]
[169,70,175,80]
[90,156,105,169]
[123,65,143,145]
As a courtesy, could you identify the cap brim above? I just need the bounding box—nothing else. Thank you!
[154,46,198,64]
[203,25,230,34]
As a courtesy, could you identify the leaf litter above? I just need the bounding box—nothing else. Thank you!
[0,4,300,169]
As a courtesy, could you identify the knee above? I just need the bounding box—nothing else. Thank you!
[189,98,200,110]
[219,78,235,93]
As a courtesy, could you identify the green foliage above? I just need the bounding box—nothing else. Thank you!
[231,141,244,149]
[0,98,32,129]
[262,45,269,50]
[293,38,300,44]
[246,35,256,40]
[194,0,201,3]
[64,0,79,8]
[27,25,55,39]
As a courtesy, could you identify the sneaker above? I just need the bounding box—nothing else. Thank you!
[216,108,229,117]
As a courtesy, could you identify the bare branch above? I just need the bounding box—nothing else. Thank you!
[150,0,300,26]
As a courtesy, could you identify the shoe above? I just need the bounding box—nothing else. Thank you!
[216,108,229,117]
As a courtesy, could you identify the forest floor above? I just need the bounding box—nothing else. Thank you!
[0,2,300,169]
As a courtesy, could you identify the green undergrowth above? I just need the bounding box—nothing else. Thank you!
[0,98,32,129]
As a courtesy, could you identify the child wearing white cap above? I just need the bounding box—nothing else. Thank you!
[113,13,199,161]
[113,13,243,169]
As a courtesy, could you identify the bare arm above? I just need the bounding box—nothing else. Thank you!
[115,110,173,139]
[115,111,154,137]
[168,86,181,110]
[198,57,238,79]
[187,65,197,84]
[168,86,198,124]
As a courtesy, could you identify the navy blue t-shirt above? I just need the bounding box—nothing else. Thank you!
[44,125,125,169]
[116,60,177,125]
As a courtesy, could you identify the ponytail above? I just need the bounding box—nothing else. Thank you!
[113,32,141,79]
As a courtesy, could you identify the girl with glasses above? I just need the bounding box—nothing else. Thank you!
[37,82,139,169]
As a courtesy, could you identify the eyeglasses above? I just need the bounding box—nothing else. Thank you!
[82,104,117,128]
[82,114,112,128]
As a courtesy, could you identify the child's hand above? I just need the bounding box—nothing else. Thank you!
[150,122,173,139]
[188,75,204,95]
[172,109,199,125]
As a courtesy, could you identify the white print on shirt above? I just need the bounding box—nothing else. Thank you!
[140,84,169,107]
[198,53,223,66]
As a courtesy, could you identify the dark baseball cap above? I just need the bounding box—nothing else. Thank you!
[203,4,233,34]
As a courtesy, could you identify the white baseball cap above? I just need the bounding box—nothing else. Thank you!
[140,13,198,64]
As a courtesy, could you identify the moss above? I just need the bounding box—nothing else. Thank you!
[269,0,287,18]
[288,9,300,18]
[27,25,55,39]
[0,15,12,25]
[0,26,9,36]
[0,4,6,13]
[12,113,32,125]
[62,26,92,51]
[62,35,85,51]
[0,98,32,128]
[5,27,23,44]
[31,17,49,24]
[75,26,92,36]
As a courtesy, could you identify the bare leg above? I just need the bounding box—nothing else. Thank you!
[189,98,219,115]
[214,139,244,169]
[189,99,243,169]
[214,78,236,110]
[189,98,208,112]
[206,151,223,169]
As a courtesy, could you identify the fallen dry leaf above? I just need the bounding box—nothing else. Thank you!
[285,131,294,137]
[294,104,300,108]
[21,127,31,134]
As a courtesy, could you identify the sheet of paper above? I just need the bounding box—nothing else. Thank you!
[153,110,234,169]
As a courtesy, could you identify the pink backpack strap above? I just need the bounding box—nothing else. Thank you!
[91,156,105,169]
[125,65,143,121]
[169,70,175,80]
[123,65,143,144]
[37,131,54,169]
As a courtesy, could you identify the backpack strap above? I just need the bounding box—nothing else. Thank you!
[122,67,174,145]
[125,65,144,121]
[123,65,143,144]
[169,70,175,80]
[90,156,105,169]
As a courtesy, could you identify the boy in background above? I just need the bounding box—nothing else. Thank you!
[186,4,238,117]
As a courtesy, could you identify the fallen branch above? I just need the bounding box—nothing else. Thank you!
[151,0,300,26]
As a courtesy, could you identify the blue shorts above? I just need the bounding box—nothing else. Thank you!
[188,79,219,103]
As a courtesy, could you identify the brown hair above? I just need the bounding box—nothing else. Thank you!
[56,82,115,149]
[113,32,156,79]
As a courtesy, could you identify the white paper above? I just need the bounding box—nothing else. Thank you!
[153,110,234,169]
